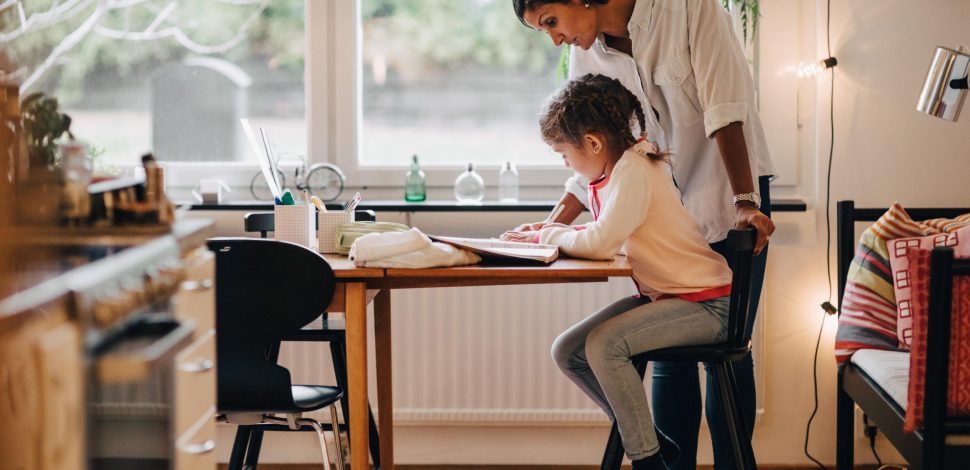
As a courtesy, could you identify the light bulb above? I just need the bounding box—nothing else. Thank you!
[797,57,838,78]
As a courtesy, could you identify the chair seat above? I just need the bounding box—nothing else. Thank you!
[636,343,751,362]
[292,385,343,411]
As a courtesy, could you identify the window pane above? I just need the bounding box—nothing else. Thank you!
[360,0,562,168]
[3,0,305,169]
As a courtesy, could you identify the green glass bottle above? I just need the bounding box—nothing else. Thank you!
[404,154,426,202]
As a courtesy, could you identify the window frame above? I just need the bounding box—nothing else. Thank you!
[317,0,573,189]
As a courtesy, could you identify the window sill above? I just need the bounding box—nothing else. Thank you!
[185,198,807,212]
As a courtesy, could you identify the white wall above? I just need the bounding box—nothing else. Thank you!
[201,0,970,466]
[756,0,970,467]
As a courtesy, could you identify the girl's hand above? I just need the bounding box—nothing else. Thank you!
[512,221,546,232]
[500,230,538,242]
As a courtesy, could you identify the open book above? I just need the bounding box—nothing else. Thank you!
[429,235,559,264]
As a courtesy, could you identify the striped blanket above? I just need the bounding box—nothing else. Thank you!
[835,203,970,364]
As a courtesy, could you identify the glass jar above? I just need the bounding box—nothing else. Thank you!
[454,162,484,203]
[404,154,427,202]
[499,161,519,202]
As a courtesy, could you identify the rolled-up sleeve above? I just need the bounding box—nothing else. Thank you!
[688,0,752,137]
[564,174,590,210]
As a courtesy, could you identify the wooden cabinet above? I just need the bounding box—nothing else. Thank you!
[173,245,217,470]
[0,311,81,470]
[36,323,84,470]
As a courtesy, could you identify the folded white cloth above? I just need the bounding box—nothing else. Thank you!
[349,227,482,269]
[349,228,431,262]
[355,242,480,268]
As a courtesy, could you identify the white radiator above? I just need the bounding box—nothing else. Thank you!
[279,278,763,425]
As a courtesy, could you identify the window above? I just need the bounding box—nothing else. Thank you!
[3,0,305,187]
[327,0,573,187]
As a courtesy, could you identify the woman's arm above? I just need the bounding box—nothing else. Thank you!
[713,121,774,253]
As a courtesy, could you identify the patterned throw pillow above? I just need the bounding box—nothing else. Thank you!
[835,203,928,364]
[889,225,970,348]
[902,248,970,433]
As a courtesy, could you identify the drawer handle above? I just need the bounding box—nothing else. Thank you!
[179,359,214,373]
[180,279,213,292]
[180,439,215,455]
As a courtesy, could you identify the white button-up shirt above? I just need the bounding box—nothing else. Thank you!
[563,0,776,243]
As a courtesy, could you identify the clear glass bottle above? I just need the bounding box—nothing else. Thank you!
[499,161,519,202]
[59,141,91,222]
[454,162,484,203]
[404,154,426,202]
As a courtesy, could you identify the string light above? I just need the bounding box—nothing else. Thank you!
[798,57,838,78]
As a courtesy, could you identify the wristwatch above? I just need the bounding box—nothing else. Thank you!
[733,192,761,209]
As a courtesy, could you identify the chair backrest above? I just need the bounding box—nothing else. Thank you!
[924,247,970,466]
[835,200,970,313]
[244,210,377,238]
[206,237,337,412]
[725,228,757,349]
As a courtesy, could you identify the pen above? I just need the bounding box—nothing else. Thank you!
[303,190,310,207]
[545,203,565,224]
[345,192,361,213]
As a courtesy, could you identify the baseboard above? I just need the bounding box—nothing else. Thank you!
[219,466,885,470]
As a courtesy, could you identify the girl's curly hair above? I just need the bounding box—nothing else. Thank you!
[539,73,665,161]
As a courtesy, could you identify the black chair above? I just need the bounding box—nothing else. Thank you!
[835,201,970,470]
[208,237,346,470]
[600,228,758,470]
[240,209,382,469]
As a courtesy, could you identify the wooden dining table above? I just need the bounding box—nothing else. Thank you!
[322,255,633,470]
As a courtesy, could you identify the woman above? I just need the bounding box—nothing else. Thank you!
[510,1,775,468]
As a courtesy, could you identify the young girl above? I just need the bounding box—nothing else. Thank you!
[511,74,734,470]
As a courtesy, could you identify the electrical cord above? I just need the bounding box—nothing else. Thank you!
[803,0,835,468]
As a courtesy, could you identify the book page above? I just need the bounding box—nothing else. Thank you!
[429,235,559,263]
[432,236,557,250]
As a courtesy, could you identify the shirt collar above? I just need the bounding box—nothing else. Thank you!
[628,0,654,32]
[594,0,653,53]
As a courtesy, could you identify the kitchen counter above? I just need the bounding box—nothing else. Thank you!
[0,218,214,333]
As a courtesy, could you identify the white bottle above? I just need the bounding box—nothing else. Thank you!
[499,161,519,202]
[454,162,485,203]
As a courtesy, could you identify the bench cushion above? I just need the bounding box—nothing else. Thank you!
[851,349,910,410]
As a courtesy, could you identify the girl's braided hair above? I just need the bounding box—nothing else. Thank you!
[540,73,665,161]
[512,0,609,27]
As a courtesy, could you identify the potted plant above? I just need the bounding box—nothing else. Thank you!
[20,92,74,168]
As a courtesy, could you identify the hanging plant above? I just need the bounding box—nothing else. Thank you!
[721,0,760,44]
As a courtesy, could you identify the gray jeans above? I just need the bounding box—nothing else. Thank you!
[551,295,730,460]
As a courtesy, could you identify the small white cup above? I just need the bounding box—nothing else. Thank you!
[318,211,355,254]
[192,179,231,204]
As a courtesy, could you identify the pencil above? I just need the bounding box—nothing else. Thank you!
[545,203,565,224]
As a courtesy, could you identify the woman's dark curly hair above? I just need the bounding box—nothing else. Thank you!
[512,0,609,27]
[540,73,665,161]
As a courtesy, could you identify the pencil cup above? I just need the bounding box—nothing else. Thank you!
[318,211,355,254]
[274,204,315,249]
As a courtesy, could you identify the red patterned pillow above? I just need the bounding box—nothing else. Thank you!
[903,248,970,433]
[889,225,970,348]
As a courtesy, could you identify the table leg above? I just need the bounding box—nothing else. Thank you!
[345,282,369,470]
[374,288,394,470]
